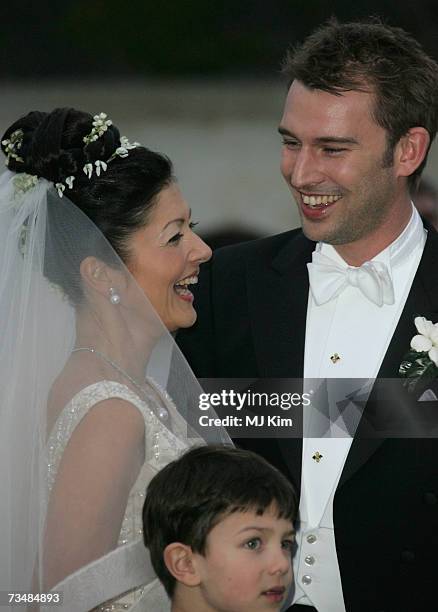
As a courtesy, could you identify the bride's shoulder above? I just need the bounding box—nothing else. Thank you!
[49,380,151,438]
[47,381,148,491]
[68,380,148,413]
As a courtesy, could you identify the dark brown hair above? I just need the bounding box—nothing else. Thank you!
[142,445,297,597]
[282,18,438,187]
[1,108,174,303]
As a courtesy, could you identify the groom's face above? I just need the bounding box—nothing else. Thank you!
[279,80,401,252]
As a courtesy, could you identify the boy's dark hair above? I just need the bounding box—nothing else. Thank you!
[282,18,438,188]
[142,445,297,597]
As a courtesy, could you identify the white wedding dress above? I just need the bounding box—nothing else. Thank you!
[46,379,194,612]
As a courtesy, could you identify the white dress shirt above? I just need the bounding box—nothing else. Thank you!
[291,206,426,611]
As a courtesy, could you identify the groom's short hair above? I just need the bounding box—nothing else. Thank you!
[142,445,297,597]
[282,18,438,188]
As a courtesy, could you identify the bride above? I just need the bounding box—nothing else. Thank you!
[0,108,229,611]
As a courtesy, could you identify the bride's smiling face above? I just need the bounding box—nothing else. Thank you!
[125,183,212,332]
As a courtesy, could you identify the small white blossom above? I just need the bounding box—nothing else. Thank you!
[429,347,438,367]
[120,136,140,150]
[95,160,107,176]
[115,146,129,158]
[55,183,65,198]
[48,281,67,301]
[412,317,438,352]
[2,129,24,164]
[65,176,75,189]
[430,324,438,346]
[83,112,112,145]
[414,316,435,337]
[83,163,93,178]
[106,136,141,164]
[411,334,433,352]
[411,315,438,367]
[13,173,38,195]
[401,316,438,389]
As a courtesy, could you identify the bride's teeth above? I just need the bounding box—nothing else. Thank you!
[176,275,198,286]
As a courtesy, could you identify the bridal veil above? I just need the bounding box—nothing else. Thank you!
[0,124,229,610]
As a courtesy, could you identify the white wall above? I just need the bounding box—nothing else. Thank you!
[1,80,437,237]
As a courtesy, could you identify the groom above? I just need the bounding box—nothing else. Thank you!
[178,19,438,612]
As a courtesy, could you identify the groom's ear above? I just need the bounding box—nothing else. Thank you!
[394,126,430,179]
[163,542,201,587]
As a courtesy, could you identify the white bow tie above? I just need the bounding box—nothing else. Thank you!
[307,251,395,307]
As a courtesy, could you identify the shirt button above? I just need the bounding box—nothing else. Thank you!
[306,534,317,544]
[305,555,315,565]
[302,575,312,585]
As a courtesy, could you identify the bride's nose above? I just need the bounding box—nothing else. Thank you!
[189,233,212,264]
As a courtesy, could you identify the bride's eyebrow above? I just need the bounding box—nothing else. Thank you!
[161,209,192,231]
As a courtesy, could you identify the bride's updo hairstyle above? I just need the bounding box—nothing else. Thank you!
[1,107,174,304]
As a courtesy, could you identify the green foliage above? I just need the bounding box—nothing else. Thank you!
[399,350,438,394]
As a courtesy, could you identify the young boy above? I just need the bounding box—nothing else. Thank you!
[142,445,297,612]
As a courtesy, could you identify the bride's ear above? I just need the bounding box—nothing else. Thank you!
[79,256,123,299]
[163,542,201,587]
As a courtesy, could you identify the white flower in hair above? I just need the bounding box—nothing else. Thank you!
[83,112,113,145]
[114,146,129,158]
[83,163,93,178]
[95,160,107,176]
[93,112,112,129]
[120,136,140,150]
[107,136,142,163]
[55,183,66,198]
[67,115,143,186]
[13,173,38,195]
[2,129,24,165]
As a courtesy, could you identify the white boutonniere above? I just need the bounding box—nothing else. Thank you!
[399,317,438,393]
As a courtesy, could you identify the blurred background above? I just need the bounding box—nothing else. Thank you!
[3,1,438,242]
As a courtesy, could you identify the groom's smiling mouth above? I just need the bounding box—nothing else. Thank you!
[298,191,343,208]
[293,189,343,219]
[301,193,343,207]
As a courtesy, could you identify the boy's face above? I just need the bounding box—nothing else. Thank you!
[194,504,294,611]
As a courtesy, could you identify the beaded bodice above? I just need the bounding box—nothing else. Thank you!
[47,379,191,611]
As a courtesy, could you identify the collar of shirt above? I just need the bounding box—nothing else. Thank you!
[315,203,425,275]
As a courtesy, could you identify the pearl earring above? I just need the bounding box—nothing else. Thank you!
[109,287,121,305]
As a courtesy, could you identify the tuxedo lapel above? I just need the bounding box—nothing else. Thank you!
[246,231,314,378]
[378,227,438,377]
[242,231,313,494]
[339,227,438,488]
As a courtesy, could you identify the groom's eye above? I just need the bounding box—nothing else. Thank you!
[323,147,348,155]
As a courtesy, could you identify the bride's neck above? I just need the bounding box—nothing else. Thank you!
[74,308,154,378]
